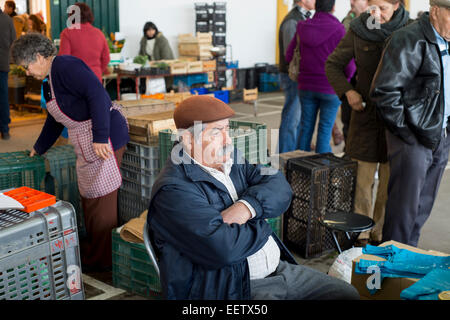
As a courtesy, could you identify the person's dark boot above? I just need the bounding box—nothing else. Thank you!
[1,132,10,140]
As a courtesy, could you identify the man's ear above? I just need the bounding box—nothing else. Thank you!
[180,130,193,152]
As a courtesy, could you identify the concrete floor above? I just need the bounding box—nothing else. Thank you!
[1,91,449,299]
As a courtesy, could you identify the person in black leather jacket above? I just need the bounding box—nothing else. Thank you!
[370,1,450,247]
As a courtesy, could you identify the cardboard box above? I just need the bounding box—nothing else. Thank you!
[351,240,449,300]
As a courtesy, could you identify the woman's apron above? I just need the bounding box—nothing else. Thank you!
[46,71,126,199]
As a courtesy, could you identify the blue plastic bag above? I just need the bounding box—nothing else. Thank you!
[401,268,450,300]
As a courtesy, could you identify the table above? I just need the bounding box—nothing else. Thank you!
[115,71,213,101]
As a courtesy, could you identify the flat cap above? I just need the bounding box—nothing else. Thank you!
[174,95,235,129]
[430,0,450,8]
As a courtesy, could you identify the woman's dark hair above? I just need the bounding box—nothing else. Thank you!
[5,1,16,11]
[28,14,46,34]
[143,22,158,36]
[10,32,57,65]
[315,0,336,12]
[70,2,94,24]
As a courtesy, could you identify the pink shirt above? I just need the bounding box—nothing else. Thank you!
[59,23,110,81]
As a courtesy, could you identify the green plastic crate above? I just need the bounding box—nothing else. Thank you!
[266,216,282,239]
[0,151,46,191]
[230,120,268,164]
[158,120,268,168]
[158,129,177,169]
[43,145,86,239]
[111,229,162,298]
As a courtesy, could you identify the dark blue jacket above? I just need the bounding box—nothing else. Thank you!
[34,55,129,155]
[146,148,293,300]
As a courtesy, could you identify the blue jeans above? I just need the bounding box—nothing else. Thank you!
[0,71,10,134]
[278,73,301,153]
[298,90,341,154]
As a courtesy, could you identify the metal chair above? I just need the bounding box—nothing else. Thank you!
[320,211,375,254]
[143,222,160,278]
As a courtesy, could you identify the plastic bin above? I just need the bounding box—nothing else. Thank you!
[112,229,162,299]
[213,90,229,104]
[0,151,46,191]
[229,120,268,164]
[266,216,282,239]
[0,201,84,300]
[174,74,208,87]
[118,188,150,225]
[284,154,358,258]
[122,143,160,171]
[158,129,178,169]
[43,145,86,240]
[190,87,210,95]
[259,73,280,92]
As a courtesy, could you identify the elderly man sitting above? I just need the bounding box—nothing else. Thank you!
[146,95,359,300]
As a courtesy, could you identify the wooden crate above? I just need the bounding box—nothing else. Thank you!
[178,56,199,62]
[178,43,213,58]
[187,61,203,73]
[243,88,258,102]
[170,61,188,75]
[178,33,197,43]
[164,91,192,107]
[127,111,176,145]
[207,71,215,83]
[202,60,217,72]
[196,32,213,44]
[118,99,175,117]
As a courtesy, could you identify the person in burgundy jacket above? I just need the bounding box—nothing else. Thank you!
[286,0,356,154]
[59,2,110,82]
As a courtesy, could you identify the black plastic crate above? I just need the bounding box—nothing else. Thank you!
[195,10,210,21]
[236,69,247,90]
[212,21,226,33]
[213,34,226,46]
[214,2,226,11]
[196,21,210,33]
[229,89,243,102]
[212,11,226,22]
[284,154,357,258]
[194,2,208,11]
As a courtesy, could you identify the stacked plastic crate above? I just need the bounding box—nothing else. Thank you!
[0,200,84,300]
[43,145,86,239]
[195,2,227,89]
[0,151,46,191]
[118,141,160,225]
[111,229,162,299]
[284,154,358,258]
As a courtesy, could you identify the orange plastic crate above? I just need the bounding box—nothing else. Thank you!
[4,187,56,213]
[141,93,165,100]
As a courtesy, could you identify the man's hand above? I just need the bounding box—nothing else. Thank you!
[93,143,113,160]
[29,149,37,157]
[345,89,365,112]
[221,202,252,225]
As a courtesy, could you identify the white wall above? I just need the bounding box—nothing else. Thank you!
[409,0,431,19]
[119,0,277,68]
[118,0,431,68]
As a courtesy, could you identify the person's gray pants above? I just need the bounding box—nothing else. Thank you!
[250,261,360,300]
[383,128,450,247]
